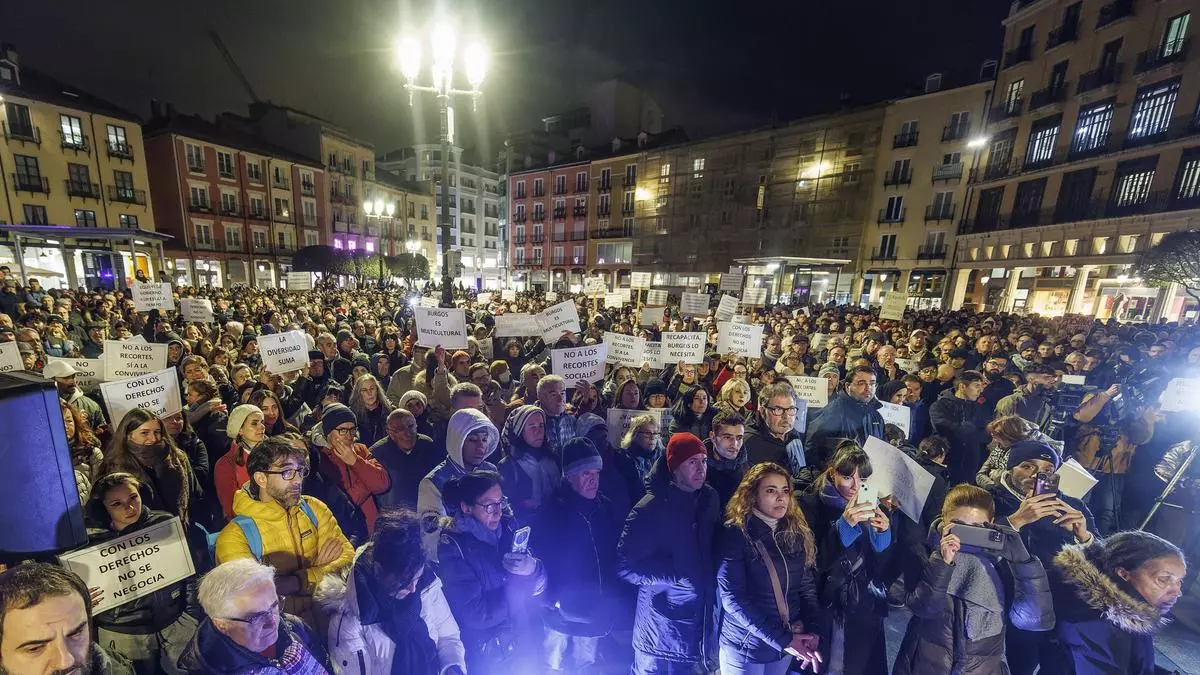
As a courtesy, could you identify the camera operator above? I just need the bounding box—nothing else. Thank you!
[1071,383,1157,535]
[994,363,1057,434]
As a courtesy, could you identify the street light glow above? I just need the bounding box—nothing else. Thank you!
[396,36,421,81]
[967,136,989,148]
[431,21,457,69]
[374,199,385,216]
[464,42,488,87]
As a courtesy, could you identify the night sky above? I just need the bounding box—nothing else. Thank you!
[6,0,1008,163]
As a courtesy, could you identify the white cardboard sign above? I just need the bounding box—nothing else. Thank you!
[880,292,908,321]
[878,401,912,437]
[641,306,665,327]
[680,292,709,316]
[1056,458,1100,500]
[1160,378,1200,413]
[419,296,439,308]
[100,368,183,428]
[539,300,582,342]
[257,330,310,373]
[662,331,706,365]
[0,341,23,373]
[286,271,313,291]
[502,289,517,301]
[103,340,167,380]
[584,277,607,297]
[785,376,828,408]
[715,294,739,322]
[60,516,195,613]
[551,343,607,385]
[642,342,663,369]
[719,272,744,292]
[716,321,763,359]
[741,287,768,306]
[494,313,542,337]
[46,356,103,392]
[862,436,934,523]
[631,271,652,288]
[414,308,469,349]
[476,292,493,305]
[604,292,626,308]
[545,291,559,302]
[646,289,669,305]
[607,407,663,448]
[896,358,919,373]
[604,332,645,366]
[179,298,214,324]
[132,283,175,313]
[811,333,829,352]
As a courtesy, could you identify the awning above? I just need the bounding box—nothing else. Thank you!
[0,225,172,287]
[734,256,851,267]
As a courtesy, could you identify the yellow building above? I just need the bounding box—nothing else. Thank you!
[0,45,160,289]
[365,172,437,264]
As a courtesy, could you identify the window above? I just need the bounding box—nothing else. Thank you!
[576,171,588,192]
[1127,79,1179,141]
[305,230,319,247]
[365,241,375,253]
[975,187,1005,229]
[1012,178,1048,226]
[1055,168,1098,222]
[1004,79,1024,113]
[889,158,911,182]
[226,227,242,247]
[596,242,632,264]
[13,154,40,184]
[74,209,97,227]
[347,239,357,251]
[660,163,671,184]
[1026,115,1061,165]
[625,164,638,183]
[304,200,317,223]
[573,245,584,264]
[249,197,265,217]
[924,231,947,252]
[534,178,544,196]
[60,114,85,148]
[942,152,963,166]
[421,204,429,219]
[195,223,213,245]
[408,202,416,218]
[217,152,235,178]
[932,191,954,217]
[623,191,635,213]
[247,162,263,182]
[1163,12,1191,57]
[948,111,970,136]
[599,194,611,214]
[884,196,904,221]
[985,129,1017,176]
[274,197,290,219]
[67,163,91,192]
[842,163,861,185]
[333,238,344,250]
[23,205,47,225]
[253,230,268,249]
[1111,158,1157,207]
[113,170,135,198]
[514,249,525,265]
[692,158,705,178]
[221,193,238,214]
[186,144,204,171]
[555,175,566,194]
[4,103,33,138]
[1071,100,1114,155]
[600,168,611,188]
[1173,149,1200,203]
[878,234,897,257]
[362,159,371,177]
[831,235,850,249]
[532,247,543,263]
[189,186,209,209]
[516,180,526,199]
[119,214,138,228]
[899,119,919,138]
[105,124,128,153]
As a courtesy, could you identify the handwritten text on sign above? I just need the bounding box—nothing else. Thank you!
[551,343,607,385]
[100,368,183,428]
[880,292,908,321]
[662,332,706,365]
[680,292,709,316]
[258,330,309,373]
[0,341,23,373]
[716,321,763,358]
[631,271,652,288]
[878,401,911,437]
[604,332,645,366]
[103,340,167,380]
[719,273,744,292]
[741,287,768,306]
[646,289,668,305]
[414,308,468,349]
[286,271,313,290]
[132,283,175,313]
[179,298,214,324]
[786,376,828,408]
[60,517,196,613]
[494,313,542,337]
[715,294,739,322]
[642,342,663,369]
[539,300,582,343]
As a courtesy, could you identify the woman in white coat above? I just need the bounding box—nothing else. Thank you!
[317,508,466,674]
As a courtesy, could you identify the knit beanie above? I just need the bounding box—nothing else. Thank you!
[398,390,427,410]
[666,432,707,473]
[818,362,840,378]
[644,378,668,399]
[877,380,907,404]
[1006,439,1061,469]
[562,437,603,478]
[321,403,358,437]
[226,404,263,440]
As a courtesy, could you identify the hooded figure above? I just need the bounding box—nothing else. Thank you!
[497,404,560,524]
[416,408,499,558]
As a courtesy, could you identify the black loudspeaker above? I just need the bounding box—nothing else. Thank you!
[0,371,88,560]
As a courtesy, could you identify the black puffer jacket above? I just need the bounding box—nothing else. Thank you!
[987,476,1095,568]
[716,517,822,664]
[804,392,885,466]
[929,388,990,483]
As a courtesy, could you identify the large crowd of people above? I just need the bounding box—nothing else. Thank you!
[0,264,1198,675]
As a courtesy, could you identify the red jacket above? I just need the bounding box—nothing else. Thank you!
[213,441,251,520]
[320,442,391,534]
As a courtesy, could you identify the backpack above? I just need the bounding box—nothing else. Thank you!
[206,498,318,563]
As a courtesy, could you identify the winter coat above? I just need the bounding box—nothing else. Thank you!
[187,402,228,481]
[717,517,822,664]
[316,441,390,535]
[987,476,1095,569]
[617,456,720,663]
[174,430,210,493]
[416,409,500,558]
[213,440,253,521]
[929,388,990,483]
[368,434,445,511]
[315,546,466,674]
[540,408,578,460]
[805,392,886,466]
[1051,541,1168,675]
[743,424,807,478]
[178,613,330,674]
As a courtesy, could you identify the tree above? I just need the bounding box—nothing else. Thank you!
[1133,229,1200,303]
[386,252,431,286]
[292,245,345,276]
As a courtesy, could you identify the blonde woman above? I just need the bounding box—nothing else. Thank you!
[716,377,754,418]
[718,462,823,674]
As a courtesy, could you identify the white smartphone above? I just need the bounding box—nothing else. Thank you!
[511,526,531,554]
[856,483,878,506]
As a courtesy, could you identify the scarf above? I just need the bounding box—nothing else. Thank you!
[353,559,439,675]
[186,399,220,427]
[127,441,169,466]
[513,451,553,505]
[454,512,501,548]
[927,524,1005,641]
[818,480,849,510]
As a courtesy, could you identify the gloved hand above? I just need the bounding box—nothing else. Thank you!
[996,523,1032,563]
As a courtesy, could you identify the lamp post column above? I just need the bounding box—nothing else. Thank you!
[439,95,454,307]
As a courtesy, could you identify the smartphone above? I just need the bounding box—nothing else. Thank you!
[856,483,878,506]
[511,526,532,555]
[1034,472,1061,496]
[948,523,1005,551]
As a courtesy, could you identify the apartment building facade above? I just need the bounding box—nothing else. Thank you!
[587,153,635,290]
[955,0,1198,320]
[363,170,437,265]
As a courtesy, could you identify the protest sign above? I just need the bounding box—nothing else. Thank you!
[862,437,934,523]
[716,321,763,358]
[545,291,558,302]
[257,330,309,373]
[880,292,908,321]
[791,397,809,435]
[642,341,663,369]
[285,271,313,291]
[1160,378,1200,412]
[551,343,607,385]
[640,306,665,327]
[646,289,669,305]
[538,300,581,342]
[680,292,709,316]
[878,401,912,437]
[785,376,828,408]
[419,296,439,308]
[1056,458,1100,500]
[0,341,23,372]
[584,277,607,297]
[126,335,147,344]
[46,356,103,392]
[741,287,768,306]
[810,333,829,352]
[494,313,542,337]
[604,292,626,308]
[103,340,167,380]
[719,272,744,292]
[414,308,469,349]
[662,332,706,365]
[896,358,919,374]
[607,408,663,448]
[132,283,175,313]
[100,368,183,427]
[476,292,492,305]
[604,332,645,366]
[501,289,517,301]
[631,271,652,288]
[715,294,739,322]
[60,516,195,613]
[179,298,214,324]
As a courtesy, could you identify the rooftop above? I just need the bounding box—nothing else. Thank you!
[143,110,325,169]
[0,63,142,123]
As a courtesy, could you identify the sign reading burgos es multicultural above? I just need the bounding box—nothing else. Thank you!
[60,517,196,613]
[414,307,469,349]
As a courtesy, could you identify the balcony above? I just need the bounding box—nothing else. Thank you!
[513,235,526,244]
[917,245,948,260]
[883,169,912,187]
[461,204,476,214]
[531,233,545,244]
[551,256,567,265]
[942,125,969,142]
[247,172,265,185]
[247,208,268,221]
[275,241,295,254]
[622,205,636,215]
[932,163,964,182]
[330,191,356,205]
[301,214,318,227]
[188,201,212,214]
[108,186,146,205]
[598,181,612,193]
[570,230,588,241]
[60,131,89,153]
[333,220,349,233]
[1046,22,1079,50]
[573,205,588,217]
[12,174,49,195]
[552,208,567,220]
[552,232,567,242]
[512,212,527,224]
[960,191,1181,236]
[1068,131,1112,160]
[989,98,1024,122]
[532,187,545,198]
[871,247,899,261]
[1004,42,1035,69]
[273,176,291,190]
[877,208,906,224]
[592,226,633,239]
[252,240,272,253]
[574,183,588,194]
[598,205,612,216]
[187,162,205,174]
[893,131,919,148]
[623,175,637,187]
[532,211,546,223]
[2,122,41,146]
[554,184,567,196]
[1136,39,1189,74]
[1029,84,1067,110]
[218,168,236,180]
[1077,63,1122,93]
[272,208,293,223]
[515,190,527,199]
[1096,0,1134,28]
[925,204,956,222]
[300,182,315,196]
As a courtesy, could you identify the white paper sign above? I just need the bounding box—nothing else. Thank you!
[607,408,664,448]
[415,308,469,349]
[257,330,310,373]
[631,271,652,288]
[862,436,935,523]
[545,291,558,302]
[786,376,828,408]
[419,296,439,308]
[179,298,214,324]
[539,300,581,342]
[286,271,313,291]
[604,332,645,366]
[551,343,607,385]
[896,358,919,373]
[476,292,492,305]
[46,356,104,392]
[60,516,195,613]
[646,289,669,305]
[641,306,665,327]
[132,283,175,313]
[878,401,912,437]
[662,331,706,365]
[103,340,167,380]
[719,272,745,292]
[716,321,763,359]
[495,313,542,337]
[715,294,739,322]
[1056,458,1100,500]
[880,292,908,321]
[100,368,183,428]
[584,277,607,297]
[642,342,663,369]
[0,341,23,373]
[126,335,147,344]
[1159,378,1200,412]
[811,333,829,352]
[502,289,517,301]
[791,397,809,435]
[604,292,626,308]
[741,287,768,306]
[680,292,709,316]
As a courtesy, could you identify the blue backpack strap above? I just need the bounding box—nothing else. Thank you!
[298,498,318,529]
[231,515,264,561]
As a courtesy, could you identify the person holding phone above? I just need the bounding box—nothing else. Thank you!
[437,470,546,674]
[893,485,1055,675]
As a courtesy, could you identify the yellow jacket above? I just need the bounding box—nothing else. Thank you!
[216,487,354,616]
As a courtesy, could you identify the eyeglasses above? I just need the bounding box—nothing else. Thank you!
[224,601,280,629]
[262,466,310,481]
[765,405,798,417]
[331,424,357,436]
[475,496,510,515]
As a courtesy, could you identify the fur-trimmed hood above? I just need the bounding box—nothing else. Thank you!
[1053,541,1168,636]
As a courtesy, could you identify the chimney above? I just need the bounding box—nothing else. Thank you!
[149,99,162,120]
